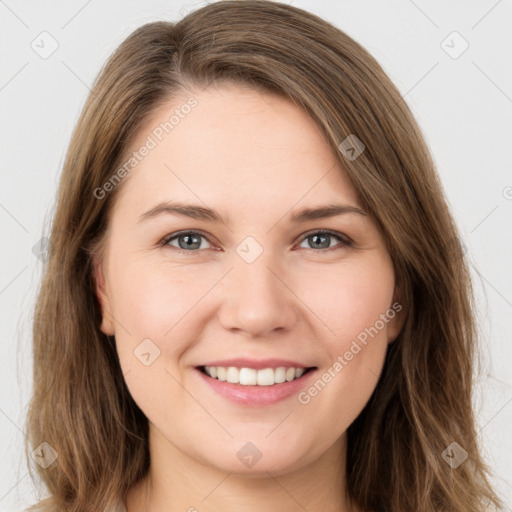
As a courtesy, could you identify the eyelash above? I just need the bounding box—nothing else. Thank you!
[160,229,353,255]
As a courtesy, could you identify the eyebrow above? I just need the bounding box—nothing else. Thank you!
[137,201,367,224]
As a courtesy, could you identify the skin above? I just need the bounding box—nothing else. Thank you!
[94,82,405,512]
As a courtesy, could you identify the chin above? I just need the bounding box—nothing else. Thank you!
[193,436,316,477]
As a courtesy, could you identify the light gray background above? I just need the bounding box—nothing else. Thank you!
[1,1,511,510]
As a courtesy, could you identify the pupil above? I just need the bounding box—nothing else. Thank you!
[311,234,329,249]
[180,234,200,250]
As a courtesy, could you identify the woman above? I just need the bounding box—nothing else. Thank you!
[25,1,505,511]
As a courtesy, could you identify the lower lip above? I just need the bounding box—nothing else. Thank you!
[195,367,317,406]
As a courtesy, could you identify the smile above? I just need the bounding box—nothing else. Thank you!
[200,365,315,386]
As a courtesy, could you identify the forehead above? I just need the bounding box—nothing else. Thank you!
[111,83,361,219]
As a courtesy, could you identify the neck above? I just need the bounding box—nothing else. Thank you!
[125,425,356,512]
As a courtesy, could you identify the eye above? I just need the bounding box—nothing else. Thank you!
[297,230,352,253]
[162,231,213,253]
[161,229,352,255]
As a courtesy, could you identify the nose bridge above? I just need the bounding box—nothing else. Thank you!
[218,244,298,336]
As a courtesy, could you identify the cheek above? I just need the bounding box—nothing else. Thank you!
[310,256,396,343]
[297,257,394,418]
[110,256,205,325]
[299,258,394,424]
[107,257,207,364]
[108,260,202,418]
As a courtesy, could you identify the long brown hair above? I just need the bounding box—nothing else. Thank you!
[25,1,505,510]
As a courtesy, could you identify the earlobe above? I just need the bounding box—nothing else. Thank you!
[387,307,405,344]
[92,256,115,336]
[387,289,406,344]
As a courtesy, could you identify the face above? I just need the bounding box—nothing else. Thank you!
[94,83,404,476]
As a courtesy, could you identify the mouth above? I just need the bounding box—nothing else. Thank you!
[196,365,317,386]
[194,363,319,406]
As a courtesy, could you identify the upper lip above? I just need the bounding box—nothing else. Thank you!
[197,358,316,370]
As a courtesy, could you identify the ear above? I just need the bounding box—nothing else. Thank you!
[386,288,406,344]
[92,254,115,336]
[386,304,406,344]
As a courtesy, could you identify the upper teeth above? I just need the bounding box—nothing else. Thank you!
[204,366,306,386]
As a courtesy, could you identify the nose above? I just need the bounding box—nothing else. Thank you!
[217,254,299,338]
